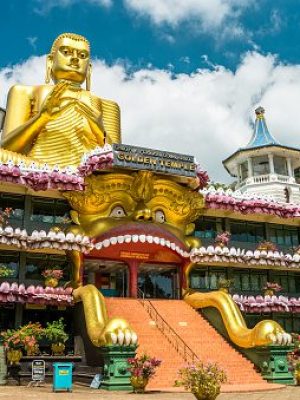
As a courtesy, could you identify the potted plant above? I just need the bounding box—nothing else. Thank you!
[256,241,278,252]
[45,318,68,355]
[0,264,15,278]
[214,232,231,248]
[1,328,24,365]
[262,282,282,296]
[128,354,162,393]
[0,207,13,227]
[217,278,233,294]
[19,322,44,356]
[175,361,227,400]
[1,322,44,361]
[42,267,64,288]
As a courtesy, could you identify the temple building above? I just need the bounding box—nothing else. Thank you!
[0,34,299,390]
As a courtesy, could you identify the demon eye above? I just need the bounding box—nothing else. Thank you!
[154,210,165,223]
[110,206,126,218]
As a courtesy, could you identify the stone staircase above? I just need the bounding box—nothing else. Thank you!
[105,298,273,390]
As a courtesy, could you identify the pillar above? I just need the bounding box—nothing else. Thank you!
[268,153,275,174]
[127,260,139,298]
[247,157,253,177]
[287,157,293,177]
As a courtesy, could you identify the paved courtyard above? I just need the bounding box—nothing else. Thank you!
[0,385,299,400]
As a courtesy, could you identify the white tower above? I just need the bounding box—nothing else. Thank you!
[223,107,300,203]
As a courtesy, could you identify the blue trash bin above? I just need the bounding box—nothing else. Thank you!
[53,362,73,392]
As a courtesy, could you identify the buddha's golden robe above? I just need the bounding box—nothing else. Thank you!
[1,85,121,168]
[29,105,98,167]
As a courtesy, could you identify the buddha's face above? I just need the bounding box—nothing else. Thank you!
[51,37,90,84]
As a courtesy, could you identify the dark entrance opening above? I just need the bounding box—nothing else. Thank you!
[138,263,179,299]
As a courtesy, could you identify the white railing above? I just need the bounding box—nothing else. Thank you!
[237,174,294,189]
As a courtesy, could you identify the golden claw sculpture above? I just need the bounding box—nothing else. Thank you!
[73,285,137,347]
[184,290,292,348]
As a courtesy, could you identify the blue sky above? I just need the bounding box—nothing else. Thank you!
[2,0,300,72]
[2,0,300,182]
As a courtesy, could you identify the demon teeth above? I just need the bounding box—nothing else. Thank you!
[124,235,132,243]
[103,239,110,248]
[153,237,160,244]
[139,234,146,243]
[132,235,139,243]
[117,235,125,244]
[146,235,153,243]
[110,237,117,245]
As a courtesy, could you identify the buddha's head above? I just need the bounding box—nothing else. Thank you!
[46,33,91,88]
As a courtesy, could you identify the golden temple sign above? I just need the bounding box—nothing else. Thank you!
[113,144,196,177]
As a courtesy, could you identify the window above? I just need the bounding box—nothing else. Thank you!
[295,275,300,294]
[195,217,219,239]
[0,193,24,225]
[295,167,300,184]
[0,251,19,280]
[25,254,70,281]
[272,272,300,294]
[274,156,288,176]
[233,269,267,292]
[230,220,265,243]
[252,156,270,176]
[0,307,15,330]
[268,224,299,248]
[31,198,70,225]
[190,268,227,290]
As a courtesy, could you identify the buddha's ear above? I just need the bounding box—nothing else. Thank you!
[45,54,53,84]
[86,63,92,91]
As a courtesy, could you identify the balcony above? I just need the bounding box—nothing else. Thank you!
[237,174,295,189]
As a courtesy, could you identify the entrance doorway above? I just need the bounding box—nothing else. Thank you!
[138,263,179,299]
[84,259,128,297]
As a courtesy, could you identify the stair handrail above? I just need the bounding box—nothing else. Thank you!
[137,287,145,302]
[137,292,199,364]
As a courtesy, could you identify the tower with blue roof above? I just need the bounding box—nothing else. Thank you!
[223,107,300,203]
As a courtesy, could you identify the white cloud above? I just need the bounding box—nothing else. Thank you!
[1,52,300,182]
[33,0,111,15]
[124,0,252,29]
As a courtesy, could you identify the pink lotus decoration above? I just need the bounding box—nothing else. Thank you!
[42,269,64,280]
[195,165,210,189]
[0,282,73,306]
[232,294,300,313]
[202,186,300,219]
[215,231,231,246]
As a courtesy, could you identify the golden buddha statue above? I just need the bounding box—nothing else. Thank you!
[1,33,121,168]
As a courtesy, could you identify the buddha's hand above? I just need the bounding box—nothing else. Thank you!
[75,100,103,125]
[40,81,74,119]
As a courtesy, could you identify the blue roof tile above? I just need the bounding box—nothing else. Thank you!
[244,106,279,149]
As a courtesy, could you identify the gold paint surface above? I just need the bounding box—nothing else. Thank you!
[64,170,205,241]
[1,33,121,167]
[184,290,285,348]
[73,285,134,346]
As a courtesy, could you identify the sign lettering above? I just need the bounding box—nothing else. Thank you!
[112,144,196,177]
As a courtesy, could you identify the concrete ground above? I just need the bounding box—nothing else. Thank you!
[0,385,299,400]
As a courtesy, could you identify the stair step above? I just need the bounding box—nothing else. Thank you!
[105,298,266,388]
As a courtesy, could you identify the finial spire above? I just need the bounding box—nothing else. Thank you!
[255,106,265,119]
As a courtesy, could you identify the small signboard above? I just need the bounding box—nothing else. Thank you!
[112,144,196,178]
[32,360,45,382]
